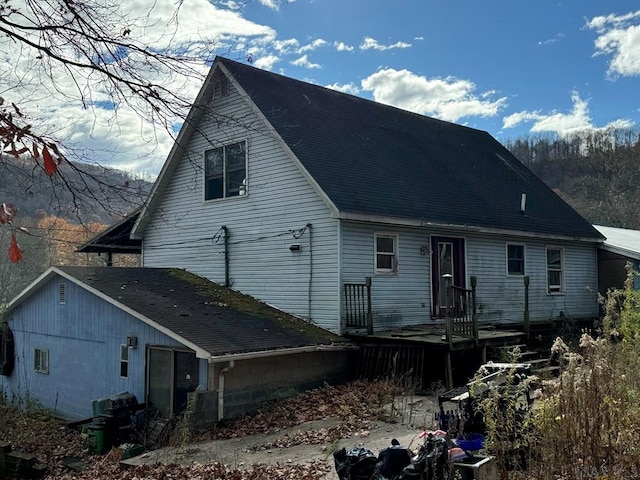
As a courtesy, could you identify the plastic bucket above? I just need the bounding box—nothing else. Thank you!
[87,423,107,454]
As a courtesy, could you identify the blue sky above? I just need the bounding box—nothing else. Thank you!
[3,0,639,176]
[234,0,638,143]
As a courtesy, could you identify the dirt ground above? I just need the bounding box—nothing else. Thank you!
[123,395,440,478]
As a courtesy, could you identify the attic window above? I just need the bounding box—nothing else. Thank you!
[205,141,247,200]
[213,76,229,100]
[58,282,67,304]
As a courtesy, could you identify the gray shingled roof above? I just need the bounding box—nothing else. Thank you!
[55,266,342,357]
[219,57,602,241]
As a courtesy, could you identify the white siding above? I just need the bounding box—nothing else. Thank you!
[341,222,431,330]
[467,235,599,323]
[141,81,340,332]
[341,222,599,330]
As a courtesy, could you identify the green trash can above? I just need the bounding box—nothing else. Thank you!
[87,422,108,454]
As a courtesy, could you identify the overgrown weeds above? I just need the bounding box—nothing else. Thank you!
[475,270,640,479]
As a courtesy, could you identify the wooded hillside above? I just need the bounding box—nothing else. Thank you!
[504,128,640,229]
[0,156,148,302]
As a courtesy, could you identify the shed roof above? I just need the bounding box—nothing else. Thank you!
[8,266,343,359]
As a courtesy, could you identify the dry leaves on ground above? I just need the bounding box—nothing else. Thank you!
[208,379,407,441]
[46,459,332,480]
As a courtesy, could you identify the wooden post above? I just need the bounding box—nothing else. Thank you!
[445,349,453,389]
[523,275,530,339]
[470,275,478,340]
[366,276,373,335]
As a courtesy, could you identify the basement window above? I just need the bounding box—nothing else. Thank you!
[34,348,49,374]
[120,345,129,378]
[546,247,564,294]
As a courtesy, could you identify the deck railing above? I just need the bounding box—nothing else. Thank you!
[444,276,478,345]
[343,277,372,334]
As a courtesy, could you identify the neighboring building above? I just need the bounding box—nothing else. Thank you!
[128,57,603,334]
[595,224,640,292]
[0,266,350,421]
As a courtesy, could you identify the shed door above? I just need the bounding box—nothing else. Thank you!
[147,347,199,416]
[431,236,466,318]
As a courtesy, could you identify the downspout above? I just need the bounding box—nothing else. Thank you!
[307,223,313,321]
[222,226,230,287]
[217,360,234,421]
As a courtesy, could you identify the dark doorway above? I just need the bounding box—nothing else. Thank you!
[147,347,199,416]
[431,236,466,318]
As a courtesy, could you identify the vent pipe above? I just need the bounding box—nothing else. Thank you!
[520,193,527,214]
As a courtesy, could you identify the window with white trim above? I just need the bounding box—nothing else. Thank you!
[120,345,129,378]
[375,234,397,273]
[546,247,564,293]
[506,244,525,276]
[34,348,49,374]
[204,141,247,200]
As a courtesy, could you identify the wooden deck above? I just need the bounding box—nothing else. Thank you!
[363,324,526,350]
[346,324,527,389]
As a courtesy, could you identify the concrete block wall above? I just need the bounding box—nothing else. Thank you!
[213,350,353,421]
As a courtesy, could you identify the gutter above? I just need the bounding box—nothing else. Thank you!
[217,360,235,421]
[335,212,604,244]
[207,343,357,363]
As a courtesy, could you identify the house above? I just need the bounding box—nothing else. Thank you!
[595,224,640,292]
[0,266,350,422]
[128,56,603,338]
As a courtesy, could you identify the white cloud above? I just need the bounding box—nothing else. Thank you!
[334,41,354,52]
[325,82,360,95]
[502,91,633,136]
[253,54,280,70]
[272,38,300,54]
[587,10,640,77]
[299,39,328,53]
[361,68,506,122]
[360,37,412,51]
[258,0,296,10]
[0,0,276,176]
[291,54,321,69]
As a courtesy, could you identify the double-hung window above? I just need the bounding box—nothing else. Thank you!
[34,348,49,374]
[204,141,247,200]
[120,345,129,378]
[546,247,564,293]
[506,244,525,276]
[375,233,397,274]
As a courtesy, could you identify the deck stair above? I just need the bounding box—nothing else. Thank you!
[488,344,560,380]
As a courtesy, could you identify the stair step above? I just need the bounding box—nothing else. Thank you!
[527,358,551,368]
[533,365,561,377]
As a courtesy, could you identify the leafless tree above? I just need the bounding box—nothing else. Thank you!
[0,0,218,261]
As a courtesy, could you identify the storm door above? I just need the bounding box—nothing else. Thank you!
[431,236,466,318]
[147,347,199,416]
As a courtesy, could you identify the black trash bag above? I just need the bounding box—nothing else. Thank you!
[399,434,450,480]
[334,446,378,480]
[372,439,413,480]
